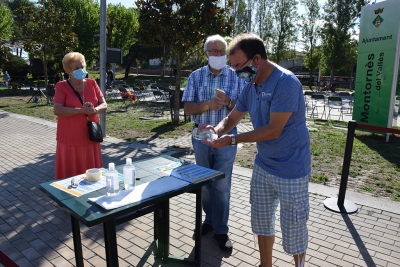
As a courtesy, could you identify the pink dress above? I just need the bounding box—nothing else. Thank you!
[54,79,104,180]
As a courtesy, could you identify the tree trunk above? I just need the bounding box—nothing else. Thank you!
[172,56,183,124]
[124,55,135,78]
[309,70,313,91]
[43,45,50,105]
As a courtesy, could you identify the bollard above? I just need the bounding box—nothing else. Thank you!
[324,120,358,214]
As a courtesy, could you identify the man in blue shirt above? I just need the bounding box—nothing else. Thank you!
[202,33,311,267]
[182,34,245,251]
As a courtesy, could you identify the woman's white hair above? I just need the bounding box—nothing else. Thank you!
[203,34,227,52]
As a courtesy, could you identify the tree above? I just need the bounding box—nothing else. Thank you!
[52,0,100,66]
[344,39,358,90]
[300,0,321,90]
[106,4,139,74]
[136,0,233,123]
[15,0,78,104]
[5,0,34,58]
[270,0,299,64]
[253,0,275,54]
[232,0,248,36]
[0,2,14,63]
[122,43,164,78]
[3,54,29,78]
[321,0,366,79]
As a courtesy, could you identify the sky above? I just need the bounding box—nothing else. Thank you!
[106,0,135,7]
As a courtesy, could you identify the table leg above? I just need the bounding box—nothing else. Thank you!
[154,203,163,259]
[165,189,201,266]
[159,200,169,261]
[70,216,84,267]
[103,220,119,267]
[194,187,202,264]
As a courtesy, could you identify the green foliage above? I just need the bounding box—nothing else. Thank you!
[299,0,321,88]
[0,3,14,63]
[51,0,100,66]
[0,3,13,39]
[106,4,138,53]
[136,0,233,123]
[15,0,78,58]
[232,0,249,35]
[15,0,78,104]
[270,0,299,63]
[2,54,29,78]
[4,0,33,54]
[321,0,366,78]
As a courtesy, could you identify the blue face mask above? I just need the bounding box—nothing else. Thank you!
[236,61,258,82]
[73,68,88,80]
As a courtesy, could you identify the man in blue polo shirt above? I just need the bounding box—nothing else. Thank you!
[202,33,311,267]
[182,34,245,251]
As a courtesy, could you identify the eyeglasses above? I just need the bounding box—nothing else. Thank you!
[232,58,251,72]
[206,49,226,55]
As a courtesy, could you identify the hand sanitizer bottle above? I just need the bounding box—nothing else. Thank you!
[106,162,119,196]
[123,158,136,190]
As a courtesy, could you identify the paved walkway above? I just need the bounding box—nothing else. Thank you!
[1,110,400,267]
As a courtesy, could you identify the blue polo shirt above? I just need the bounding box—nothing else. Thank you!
[235,63,311,179]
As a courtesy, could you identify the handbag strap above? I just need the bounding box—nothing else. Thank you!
[66,80,89,120]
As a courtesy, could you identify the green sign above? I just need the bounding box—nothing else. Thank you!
[353,0,400,127]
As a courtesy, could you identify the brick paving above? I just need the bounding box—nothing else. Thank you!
[1,109,400,267]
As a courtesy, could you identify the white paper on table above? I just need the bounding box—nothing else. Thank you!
[88,176,189,210]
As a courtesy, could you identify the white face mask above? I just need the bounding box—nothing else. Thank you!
[208,55,227,70]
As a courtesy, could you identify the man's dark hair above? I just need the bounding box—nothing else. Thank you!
[228,33,267,60]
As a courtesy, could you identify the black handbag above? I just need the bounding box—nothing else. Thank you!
[67,80,103,142]
[87,120,103,142]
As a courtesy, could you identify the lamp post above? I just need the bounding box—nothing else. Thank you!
[100,0,107,136]
[236,9,251,33]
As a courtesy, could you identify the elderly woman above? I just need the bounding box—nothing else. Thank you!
[53,52,107,180]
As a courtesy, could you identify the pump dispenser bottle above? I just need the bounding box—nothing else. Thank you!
[123,158,136,190]
[106,162,119,196]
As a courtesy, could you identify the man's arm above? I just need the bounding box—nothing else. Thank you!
[214,109,247,135]
[204,111,292,148]
[184,96,225,115]
[236,112,292,143]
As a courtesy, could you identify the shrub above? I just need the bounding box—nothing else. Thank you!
[2,55,29,80]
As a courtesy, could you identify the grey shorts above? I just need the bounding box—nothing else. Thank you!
[250,163,311,255]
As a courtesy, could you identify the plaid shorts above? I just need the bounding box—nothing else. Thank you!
[250,163,311,255]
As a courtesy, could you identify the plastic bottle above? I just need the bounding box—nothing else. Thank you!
[106,162,120,196]
[192,128,218,141]
[123,158,136,190]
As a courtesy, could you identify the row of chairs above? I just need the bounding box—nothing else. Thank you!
[114,84,190,121]
[305,91,353,120]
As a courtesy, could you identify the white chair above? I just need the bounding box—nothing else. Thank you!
[327,96,343,120]
[304,91,314,117]
[338,92,352,113]
[310,94,326,119]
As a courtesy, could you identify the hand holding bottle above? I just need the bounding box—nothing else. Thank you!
[193,125,217,141]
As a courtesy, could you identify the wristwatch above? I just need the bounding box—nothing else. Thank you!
[230,134,236,146]
[226,98,232,108]
[94,108,98,114]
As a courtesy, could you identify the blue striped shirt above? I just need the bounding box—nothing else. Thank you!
[182,65,245,126]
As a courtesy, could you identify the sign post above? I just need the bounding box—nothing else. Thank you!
[353,0,400,132]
